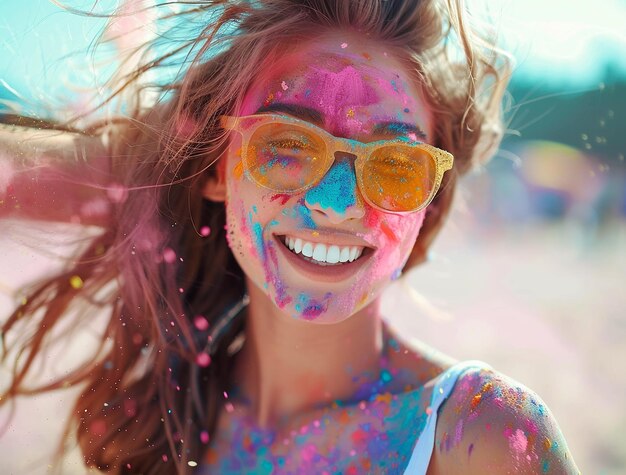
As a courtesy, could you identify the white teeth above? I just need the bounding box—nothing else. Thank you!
[349,246,361,262]
[339,247,351,263]
[294,238,303,253]
[282,236,365,265]
[312,243,327,262]
[326,245,340,264]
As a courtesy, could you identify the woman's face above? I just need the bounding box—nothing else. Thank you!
[222,34,433,323]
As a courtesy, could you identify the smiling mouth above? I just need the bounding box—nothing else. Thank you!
[279,235,369,266]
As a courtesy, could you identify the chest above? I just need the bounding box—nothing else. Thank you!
[201,388,434,474]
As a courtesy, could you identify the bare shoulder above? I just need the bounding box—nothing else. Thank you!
[428,366,581,475]
[383,323,457,390]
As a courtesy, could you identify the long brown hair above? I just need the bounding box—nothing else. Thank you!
[1,1,509,473]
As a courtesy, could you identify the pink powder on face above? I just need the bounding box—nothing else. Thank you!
[269,193,291,205]
[301,61,378,128]
[507,428,528,454]
[301,305,325,320]
[375,76,412,108]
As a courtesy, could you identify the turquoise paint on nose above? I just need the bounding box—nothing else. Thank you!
[304,157,357,216]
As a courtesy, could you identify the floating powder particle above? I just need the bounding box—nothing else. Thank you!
[196,353,211,367]
[70,275,83,289]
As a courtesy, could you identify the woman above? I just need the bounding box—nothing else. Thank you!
[0,0,580,473]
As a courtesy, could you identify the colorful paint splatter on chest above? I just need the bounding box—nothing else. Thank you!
[200,387,430,474]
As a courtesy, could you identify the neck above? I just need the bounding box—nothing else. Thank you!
[230,279,385,427]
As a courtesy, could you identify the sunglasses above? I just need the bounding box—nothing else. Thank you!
[220,114,454,214]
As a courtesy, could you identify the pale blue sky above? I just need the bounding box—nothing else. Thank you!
[1,0,625,103]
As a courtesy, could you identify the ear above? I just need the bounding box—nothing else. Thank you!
[403,171,456,270]
[201,158,227,202]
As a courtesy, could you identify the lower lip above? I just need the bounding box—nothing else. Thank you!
[273,235,372,283]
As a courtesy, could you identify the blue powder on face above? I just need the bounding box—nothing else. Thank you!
[304,158,356,216]
[295,202,316,229]
[253,222,265,261]
[282,200,317,229]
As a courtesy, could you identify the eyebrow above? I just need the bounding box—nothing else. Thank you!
[255,102,427,140]
[255,103,324,125]
[372,122,428,141]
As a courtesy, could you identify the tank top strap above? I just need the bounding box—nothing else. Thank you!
[402,360,493,474]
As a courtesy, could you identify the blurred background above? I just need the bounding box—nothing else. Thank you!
[1,0,625,473]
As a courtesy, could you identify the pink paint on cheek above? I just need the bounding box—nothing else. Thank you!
[380,220,400,243]
[364,207,382,229]
[238,211,256,256]
[264,241,293,309]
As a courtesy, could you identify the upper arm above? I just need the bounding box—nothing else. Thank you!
[428,368,580,475]
[0,122,112,226]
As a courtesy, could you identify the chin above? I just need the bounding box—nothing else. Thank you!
[266,278,381,324]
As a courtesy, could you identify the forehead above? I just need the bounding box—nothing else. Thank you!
[239,36,432,138]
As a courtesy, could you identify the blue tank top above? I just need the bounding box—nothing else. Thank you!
[402,360,492,474]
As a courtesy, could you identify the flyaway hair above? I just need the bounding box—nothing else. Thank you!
[0,1,510,473]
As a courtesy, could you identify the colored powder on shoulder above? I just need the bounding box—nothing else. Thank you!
[508,428,528,454]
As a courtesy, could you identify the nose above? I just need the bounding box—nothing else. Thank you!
[304,156,365,224]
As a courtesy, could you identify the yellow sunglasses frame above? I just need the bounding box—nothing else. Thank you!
[220,113,454,214]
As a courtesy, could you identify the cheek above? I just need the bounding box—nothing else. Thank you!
[364,208,425,271]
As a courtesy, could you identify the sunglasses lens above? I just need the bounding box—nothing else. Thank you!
[362,145,437,212]
[246,122,327,191]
